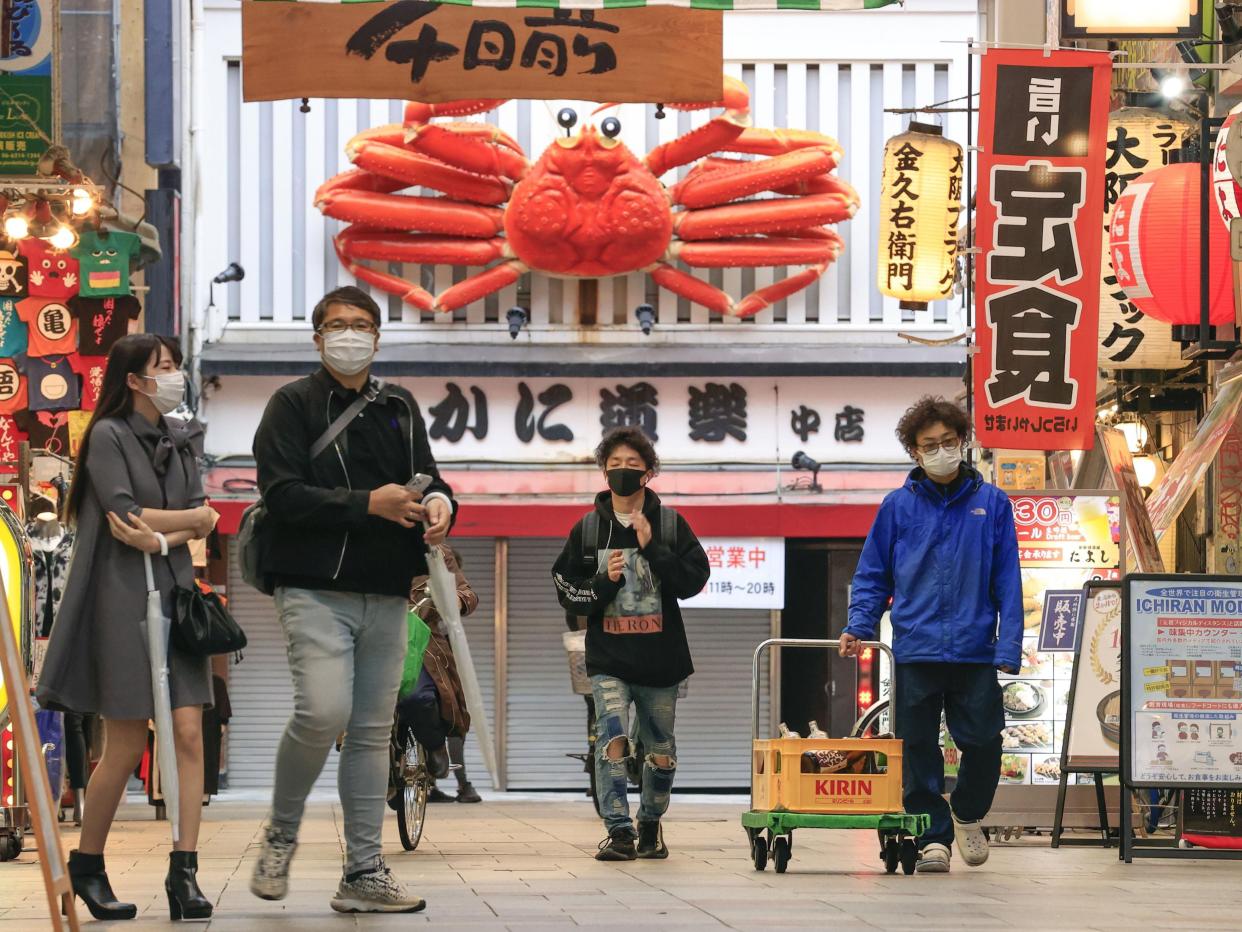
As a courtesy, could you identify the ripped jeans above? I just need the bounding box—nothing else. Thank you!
[590,674,679,834]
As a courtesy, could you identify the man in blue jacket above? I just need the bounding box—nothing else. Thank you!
[840,397,1021,874]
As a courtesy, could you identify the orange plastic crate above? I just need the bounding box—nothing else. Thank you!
[752,737,904,815]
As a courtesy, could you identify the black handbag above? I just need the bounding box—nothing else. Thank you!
[171,584,247,656]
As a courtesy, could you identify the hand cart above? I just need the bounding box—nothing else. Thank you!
[742,638,929,875]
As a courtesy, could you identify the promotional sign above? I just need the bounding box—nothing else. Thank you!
[681,538,783,610]
[1005,493,1121,785]
[1097,424,1164,573]
[241,0,723,105]
[1064,580,1122,770]
[0,0,57,176]
[974,49,1112,451]
[1124,575,1242,788]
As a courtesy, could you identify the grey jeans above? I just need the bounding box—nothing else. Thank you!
[268,587,408,875]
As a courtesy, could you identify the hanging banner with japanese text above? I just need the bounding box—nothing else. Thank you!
[242,0,723,104]
[680,538,784,610]
[974,49,1112,451]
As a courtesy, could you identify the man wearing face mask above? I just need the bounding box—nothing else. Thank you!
[552,427,710,862]
[840,397,1021,875]
[250,286,453,914]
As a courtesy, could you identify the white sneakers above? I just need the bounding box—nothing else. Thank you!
[916,843,951,872]
[250,826,298,901]
[330,861,426,914]
[952,814,991,866]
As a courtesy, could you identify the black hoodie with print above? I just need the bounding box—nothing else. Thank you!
[552,489,710,688]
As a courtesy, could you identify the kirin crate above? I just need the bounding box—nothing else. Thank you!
[751,737,904,815]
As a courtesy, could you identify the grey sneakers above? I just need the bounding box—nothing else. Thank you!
[250,826,298,901]
[330,860,426,914]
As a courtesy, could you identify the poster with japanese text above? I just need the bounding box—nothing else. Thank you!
[1065,581,1122,771]
[680,538,783,610]
[1125,576,1242,788]
[1006,493,1121,785]
[974,49,1112,451]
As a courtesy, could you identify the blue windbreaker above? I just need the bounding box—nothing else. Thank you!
[845,466,1023,671]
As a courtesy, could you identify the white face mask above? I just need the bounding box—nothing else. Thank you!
[320,329,377,376]
[141,371,185,415]
[920,444,963,479]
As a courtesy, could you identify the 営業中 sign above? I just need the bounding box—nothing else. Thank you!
[974,48,1111,451]
[680,538,784,610]
[242,0,723,105]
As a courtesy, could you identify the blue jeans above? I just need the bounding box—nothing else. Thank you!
[893,663,1004,849]
[590,674,679,834]
[268,587,408,874]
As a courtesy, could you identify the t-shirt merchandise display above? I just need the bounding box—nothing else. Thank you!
[0,356,26,415]
[70,294,139,355]
[27,355,81,412]
[0,298,28,358]
[18,297,78,357]
[72,230,141,297]
[0,414,27,463]
[70,354,105,411]
[20,240,79,299]
[0,248,28,298]
[17,410,70,456]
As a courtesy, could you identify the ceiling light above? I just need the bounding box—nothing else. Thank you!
[3,214,28,240]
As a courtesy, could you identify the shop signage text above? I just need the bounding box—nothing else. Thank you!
[681,537,784,610]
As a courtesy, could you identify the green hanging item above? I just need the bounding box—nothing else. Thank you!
[398,611,432,700]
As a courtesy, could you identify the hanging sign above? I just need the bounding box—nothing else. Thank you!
[1060,1,1203,40]
[680,538,784,610]
[1099,108,1192,370]
[974,49,1112,451]
[0,0,57,176]
[1096,425,1164,573]
[241,0,723,105]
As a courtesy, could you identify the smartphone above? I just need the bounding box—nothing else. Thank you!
[406,473,433,495]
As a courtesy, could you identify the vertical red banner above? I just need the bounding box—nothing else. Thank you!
[974,49,1112,451]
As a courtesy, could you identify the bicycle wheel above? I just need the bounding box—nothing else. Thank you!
[396,737,430,851]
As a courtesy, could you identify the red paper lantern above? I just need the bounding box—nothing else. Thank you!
[1109,162,1236,326]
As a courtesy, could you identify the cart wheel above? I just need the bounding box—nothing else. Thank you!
[900,838,918,875]
[773,836,791,874]
[751,834,768,872]
[882,837,900,874]
[0,834,19,862]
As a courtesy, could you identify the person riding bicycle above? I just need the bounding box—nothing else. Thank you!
[393,546,479,803]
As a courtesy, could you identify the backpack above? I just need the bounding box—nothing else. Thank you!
[578,505,678,572]
[239,379,384,595]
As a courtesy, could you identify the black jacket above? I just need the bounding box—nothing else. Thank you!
[552,490,710,688]
[253,368,454,597]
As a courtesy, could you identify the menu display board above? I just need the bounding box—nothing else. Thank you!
[1124,575,1242,788]
[1064,581,1122,771]
[1004,493,1122,786]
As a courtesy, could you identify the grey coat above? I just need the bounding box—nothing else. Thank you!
[36,412,212,719]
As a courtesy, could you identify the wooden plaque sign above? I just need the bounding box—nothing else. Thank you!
[242,0,724,105]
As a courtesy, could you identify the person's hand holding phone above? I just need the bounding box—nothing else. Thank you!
[369,483,421,528]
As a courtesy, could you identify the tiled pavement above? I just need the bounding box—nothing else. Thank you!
[1,793,1239,931]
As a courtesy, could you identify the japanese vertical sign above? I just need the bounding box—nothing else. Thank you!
[975,49,1112,451]
[242,0,723,105]
[0,0,56,175]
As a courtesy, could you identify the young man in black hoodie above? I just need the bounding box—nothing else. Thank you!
[552,427,710,861]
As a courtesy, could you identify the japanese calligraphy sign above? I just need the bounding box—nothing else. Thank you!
[974,49,1111,451]
[681,538,784,610]
[1123,575,1242,789]
[1099,108,1192,370]
[0,0,56,176]
[241,0,723,105]
[1038,589,1084,653]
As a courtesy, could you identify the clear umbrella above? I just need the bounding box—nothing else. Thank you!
[141,552,179,843]
[422,542,497,781]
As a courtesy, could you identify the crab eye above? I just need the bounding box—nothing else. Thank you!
[602,117,622,139]
[557,108,578,132]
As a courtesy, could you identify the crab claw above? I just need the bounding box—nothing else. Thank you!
[404,99,509,125]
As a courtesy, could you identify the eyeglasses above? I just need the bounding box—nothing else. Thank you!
[916,438,961,455]
[318,320,378,335]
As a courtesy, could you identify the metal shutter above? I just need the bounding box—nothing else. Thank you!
[447,538,497,791]
[504,539,770,791]
[225,546,336,793]
[225,539,497,793]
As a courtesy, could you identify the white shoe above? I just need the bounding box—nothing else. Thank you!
[250,825,298,901]
[952,814,990,867]
[916,843,951,873]
[331,859,426,914]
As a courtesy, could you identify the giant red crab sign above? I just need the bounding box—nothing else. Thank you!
[315,76,858,319]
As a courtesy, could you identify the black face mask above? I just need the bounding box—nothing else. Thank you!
[607,468,646,497]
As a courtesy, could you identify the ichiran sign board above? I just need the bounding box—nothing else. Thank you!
[242,0,723,105]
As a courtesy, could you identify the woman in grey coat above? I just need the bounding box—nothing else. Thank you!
[36,333,219,922]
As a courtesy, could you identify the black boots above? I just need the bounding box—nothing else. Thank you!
[165,850,213,920]
[67,850,137,921]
